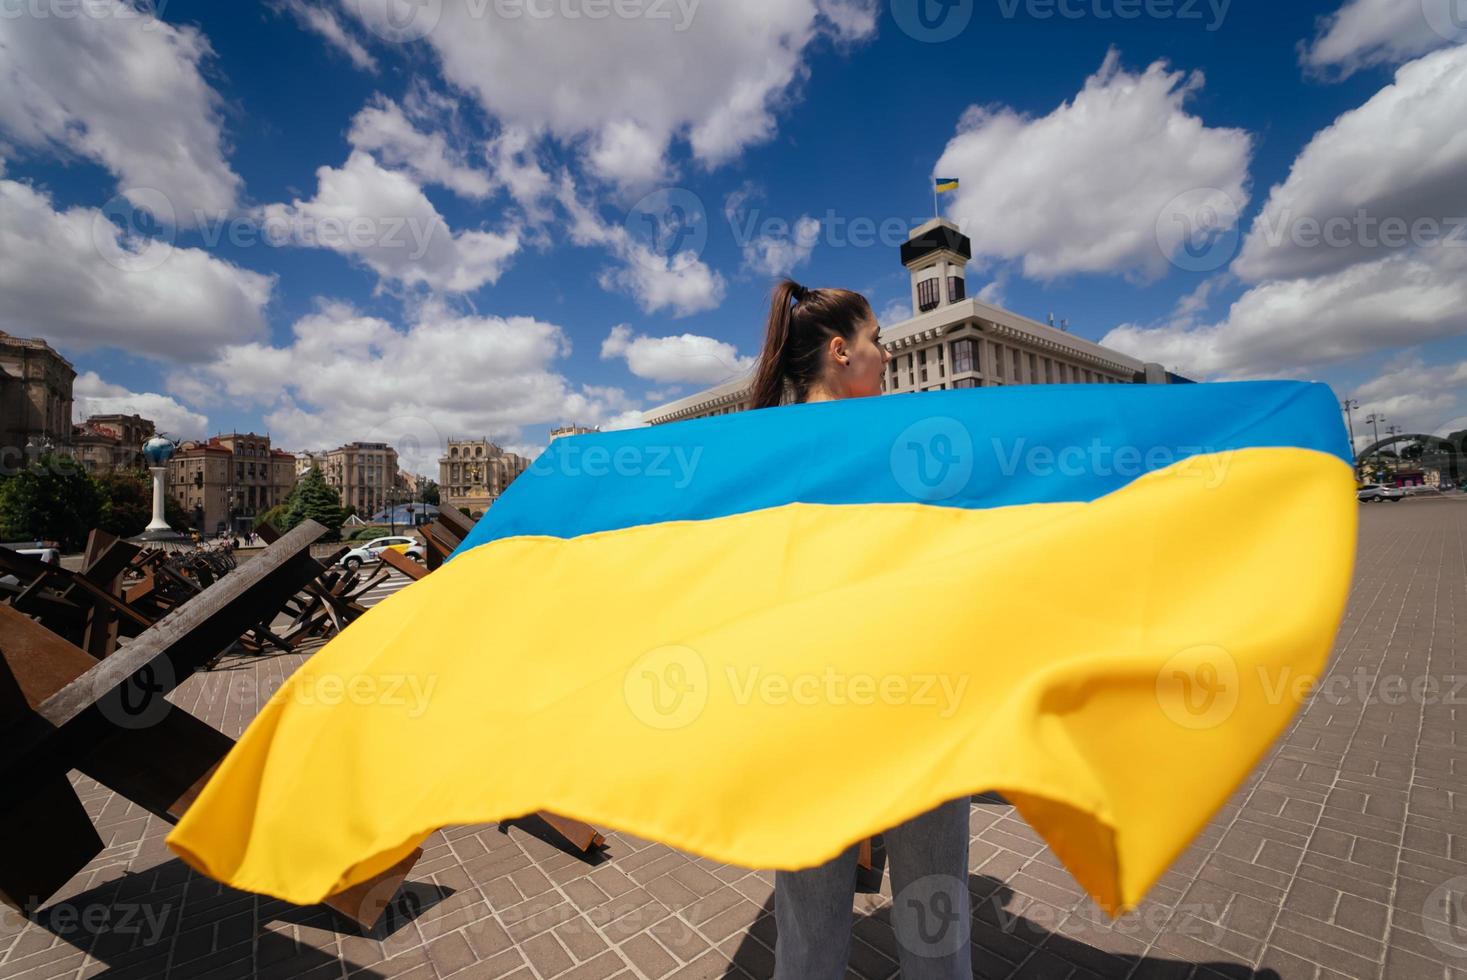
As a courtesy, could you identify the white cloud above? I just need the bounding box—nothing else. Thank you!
[1332,354,1467,459]
[878,300,911,325]
[601,324,753,385]
[347,97,493,199]
[74,370,209,440]
[488,127,553,211]
[1234,44,1467,283]
[558,175,726,316]
[258,150,519,293]
[740,215,821,277]
[933,50,1253,281]
[1104,46,1467,383]
[1347,355,1467,440]
[816,0,880,40]
[976,274,1007,306]
[0,178,273,362]
[345,0,876,188]
[178,301,638,471]
[1102,242,1467,378]
[279,0,378,71]
[1301,0,1464,79]
[587,119,669,190]
[0,0,241,223]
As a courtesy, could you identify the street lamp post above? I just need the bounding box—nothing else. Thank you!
[1365,413,1385,479]
[1341,399,1359,471]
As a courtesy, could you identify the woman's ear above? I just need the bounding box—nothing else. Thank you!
[828,334,850,366]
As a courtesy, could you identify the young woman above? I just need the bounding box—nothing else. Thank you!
[752,280,973,979]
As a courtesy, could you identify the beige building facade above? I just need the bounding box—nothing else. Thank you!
[0,331,75,467]
[645,219,1175,425]
[550,424,600,441]
[320,441,399,517]
[70,414,156,475]
[438,439,530,515]
[168,433,295,533]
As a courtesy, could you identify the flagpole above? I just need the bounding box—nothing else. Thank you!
[933,182,939,222]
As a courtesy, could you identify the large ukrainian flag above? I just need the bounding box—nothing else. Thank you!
[167,381,1356,915]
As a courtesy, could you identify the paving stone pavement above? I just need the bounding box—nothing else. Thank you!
[1,500,1465,979]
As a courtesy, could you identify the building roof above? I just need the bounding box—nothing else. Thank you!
[0,331,76,374]
[881,296,1144,375]
[642,296,1146,425]
[900,218,972,266]
[642,371,753,425]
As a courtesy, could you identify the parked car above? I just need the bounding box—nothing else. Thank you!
[338,535,425,571]
[1357,484,1405,502]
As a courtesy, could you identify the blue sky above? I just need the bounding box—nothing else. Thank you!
[3,0,1465,472]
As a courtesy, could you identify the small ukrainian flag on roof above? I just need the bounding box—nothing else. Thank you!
[934,176,959,193]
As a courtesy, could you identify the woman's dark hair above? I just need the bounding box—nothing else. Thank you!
[750,279,874,409]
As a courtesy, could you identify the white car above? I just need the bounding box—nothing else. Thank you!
[339,536,424,571]
[1356,484,1405,503]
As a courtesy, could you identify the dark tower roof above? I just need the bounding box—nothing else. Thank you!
[901,223,972,266]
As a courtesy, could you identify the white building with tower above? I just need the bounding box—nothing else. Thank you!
[644,219,1179,426]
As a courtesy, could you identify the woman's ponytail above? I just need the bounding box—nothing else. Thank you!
[750,280,803,409]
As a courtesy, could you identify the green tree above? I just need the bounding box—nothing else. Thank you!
[419,479,440,506]
[0,455,103,550]
[256,502,290,533]
[282,466,345,541]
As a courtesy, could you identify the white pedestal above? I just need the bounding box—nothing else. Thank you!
[144,466,171,533]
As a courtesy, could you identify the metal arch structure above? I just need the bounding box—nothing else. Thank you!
[1354,433,1464,483]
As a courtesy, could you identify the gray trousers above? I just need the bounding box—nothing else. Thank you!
[772,796,972,979]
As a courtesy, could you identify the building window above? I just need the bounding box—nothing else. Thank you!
[951,338,976,374]
[953,378,978,389]
[917,277,940,313]
[993,344,1005,380]
[1012,349,1022,382]
[1028,353,1037,382]
[947,276,965,304]
[1044,359,1054,384]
